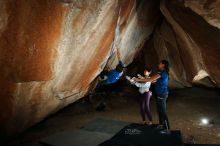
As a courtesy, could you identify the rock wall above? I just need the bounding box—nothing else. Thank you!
[143,0,220,88]
[1,0,220,138]
[0,0,160,136]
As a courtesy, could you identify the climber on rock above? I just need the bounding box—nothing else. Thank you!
[98,49,124,86]
[89,48,125,111]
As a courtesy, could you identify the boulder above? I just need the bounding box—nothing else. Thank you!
[0,0,160,135]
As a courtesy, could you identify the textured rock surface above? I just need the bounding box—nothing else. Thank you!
[1,0,220,138]
[0,0,160,136]
[143,0,220,88]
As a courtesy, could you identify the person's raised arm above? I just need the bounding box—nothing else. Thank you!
[116,48,121,60]
[116,48,124,67]
[134,74,161,83]
[126,76,143,87]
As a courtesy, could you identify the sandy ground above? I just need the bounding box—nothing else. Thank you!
[7,86,220,146]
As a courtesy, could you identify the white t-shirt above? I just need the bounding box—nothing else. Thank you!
[127,76,151,94]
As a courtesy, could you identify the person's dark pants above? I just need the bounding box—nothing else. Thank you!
[156,94,170,129]
[140,91,153,122]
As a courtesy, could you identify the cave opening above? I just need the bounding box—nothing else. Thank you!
[1,0,220,145]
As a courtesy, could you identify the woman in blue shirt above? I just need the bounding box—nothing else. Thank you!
[134,60,170,134]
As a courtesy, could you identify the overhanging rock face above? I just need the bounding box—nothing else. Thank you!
[0,0,160,135]
[0,0,220,136]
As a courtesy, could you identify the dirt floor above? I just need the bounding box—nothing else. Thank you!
[7,86,220,146]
